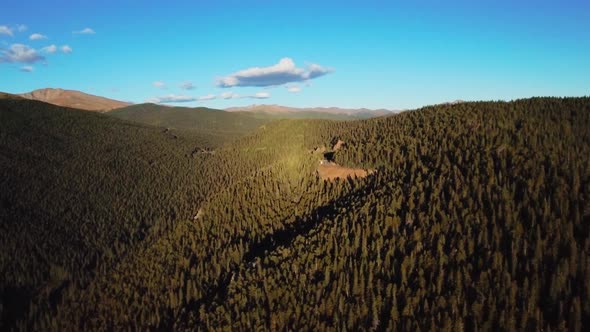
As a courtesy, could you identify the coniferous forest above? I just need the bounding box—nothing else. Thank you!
[1,97,589,331]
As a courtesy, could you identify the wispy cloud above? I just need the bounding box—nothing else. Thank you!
[0,25,13,36]
[41,44,57,53]
[286,84,301,93]
[147,94,196,103]
[198,94,216,101]
[217,57,332,88]
[221,91,240,99]
[20,65,33,72]
[29,33,47,40]
[180,81,195,90]
[253,92,270,99]
[61,45,72,53]
[0,25,27,36]
[0,44,45,64]
[197,91,271,102]
[73,28,95,34]
[153,81,165,88]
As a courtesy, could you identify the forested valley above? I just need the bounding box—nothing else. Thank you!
[1,97,588,331]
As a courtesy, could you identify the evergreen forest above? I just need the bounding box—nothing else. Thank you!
[0,96,588,331]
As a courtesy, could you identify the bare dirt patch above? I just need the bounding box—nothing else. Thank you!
[332,139,346,151]
[317,162,373,181]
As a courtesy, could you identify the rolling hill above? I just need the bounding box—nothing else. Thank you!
[108,103,386,141]
[1,96,589,331]
[19,88,130,112]
[108,103,271,144]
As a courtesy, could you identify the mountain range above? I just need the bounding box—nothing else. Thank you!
[226,104,394,118]
[14,88,393,119]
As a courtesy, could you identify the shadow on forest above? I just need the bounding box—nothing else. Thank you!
[1,287,32,330]
[171,174,377,329]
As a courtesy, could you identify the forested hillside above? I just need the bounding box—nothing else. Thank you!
[0,98,283,329]
[108,103,270,144]
[1,97,588,331]
[109,103,377,141]
[200,97,590,331]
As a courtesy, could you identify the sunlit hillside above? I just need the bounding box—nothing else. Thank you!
[1,97,588,330]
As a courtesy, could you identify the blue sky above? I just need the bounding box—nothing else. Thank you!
[1,0,589,110]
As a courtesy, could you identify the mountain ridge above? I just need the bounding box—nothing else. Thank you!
[226,104,394,118]
[108,102,270,144]
[18,88,131,112]
[10,88,395,118]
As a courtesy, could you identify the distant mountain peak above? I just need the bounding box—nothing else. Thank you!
[18,88,131,112]
[225,104,395,118]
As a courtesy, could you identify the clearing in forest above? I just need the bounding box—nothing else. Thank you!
[317,161,373,180]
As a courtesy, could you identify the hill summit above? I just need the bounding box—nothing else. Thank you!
[19,88,130,112]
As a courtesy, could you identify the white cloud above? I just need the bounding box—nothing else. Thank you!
[180,81,195,90]
[195,91,271,102]
[217,57,332,88]
[61,45,72,53]
[73,28,95,34]
[20,65,33,72]
[41,44,57,53]
[221,91,240,99]
[0,44,45,64]
[17,25,27,32]
[147,94,196,103]
[0,25,13,36]
[29,33,47,40]
[253,92,270,99]
[153,81,165,88]
[198,94,216,101]
[286,84,301,93]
